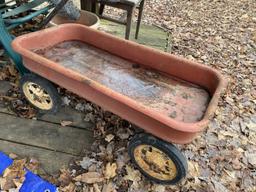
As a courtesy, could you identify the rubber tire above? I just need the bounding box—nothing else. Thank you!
[128,133,188,185]
[20,73,61,114]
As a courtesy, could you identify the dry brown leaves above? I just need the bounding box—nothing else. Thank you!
[0,156,42,191]
[74,172,104,184]
[0,64,37,118]
[59,0,255,191]
[1,0,256,191]
[61,120,73,127]
[0,159,26,190]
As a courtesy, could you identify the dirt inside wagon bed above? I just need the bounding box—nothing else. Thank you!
[35,40,210,123]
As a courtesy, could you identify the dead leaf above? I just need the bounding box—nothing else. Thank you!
[104,162,117,179]
[26,158,40,172]
[105,134,115,142]
[80,157,97,170]
[245,152,256,166]
[58,169,72,186]
[9,153,18,159]
[218,130,238,139]
[13,177,25,189]
[188,161,200,177]
[74,172,104,184]
[60,182,76,192]
[0,177,16,190]
[1,159,26,190]
[102,182,116,192]
[0,71,7,80]
[123,166,141,182]
[61,121,73,127]
[212,179,228,192]
[6,65,18,76]
[152,185,166,192]
[3,159,26,178]
[232,158,242,170]
[93,183,101,192]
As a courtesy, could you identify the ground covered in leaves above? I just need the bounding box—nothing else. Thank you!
[0,0,256,191]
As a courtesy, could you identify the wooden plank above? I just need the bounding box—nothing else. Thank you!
[0,104,14,114]
[0,105,93,130]
[0,140,76,174]
[0,113,93,155]
[39,106,93,130]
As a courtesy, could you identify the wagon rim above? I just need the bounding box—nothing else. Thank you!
[134,144,178,180]
[23,82,53,110]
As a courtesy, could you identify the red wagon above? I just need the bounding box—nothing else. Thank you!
[12,24,226,184]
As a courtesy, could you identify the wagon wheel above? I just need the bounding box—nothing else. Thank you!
[128,133,187,184]
[20,73,61,113]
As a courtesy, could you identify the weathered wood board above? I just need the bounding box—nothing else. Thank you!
[39,106,93,130]
[0,113,93,155]
[0,140,75,174]
[0,103,93,130]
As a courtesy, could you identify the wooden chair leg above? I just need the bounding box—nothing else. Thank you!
[135,0,144,39]
[81,0,93,11]
[91,1,97,13]
[125,7,134,40]
[99,3,105,15]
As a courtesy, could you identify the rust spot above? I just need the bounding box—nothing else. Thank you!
[83,79,92,86]
[169,111,177,118]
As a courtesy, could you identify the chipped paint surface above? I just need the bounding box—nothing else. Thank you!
[36,41,210,123]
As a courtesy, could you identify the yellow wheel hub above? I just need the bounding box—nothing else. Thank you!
[134,144,177,180]
[23,82,53,110]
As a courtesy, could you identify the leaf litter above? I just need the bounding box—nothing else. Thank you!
[0,0,256,191]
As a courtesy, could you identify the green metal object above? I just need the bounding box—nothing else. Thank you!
[0,0,67,75]
[0,16,28,75]
[0,0,52,75]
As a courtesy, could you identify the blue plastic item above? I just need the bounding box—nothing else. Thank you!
[0,151,13,175]
[0,151,57,192]
[20,171,57,192]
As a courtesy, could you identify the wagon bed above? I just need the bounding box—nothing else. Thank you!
[36,41,210,123]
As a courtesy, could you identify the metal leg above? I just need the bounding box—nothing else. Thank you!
[135,0,144,39]
[125,7,134,40]
[0,17,28,75]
